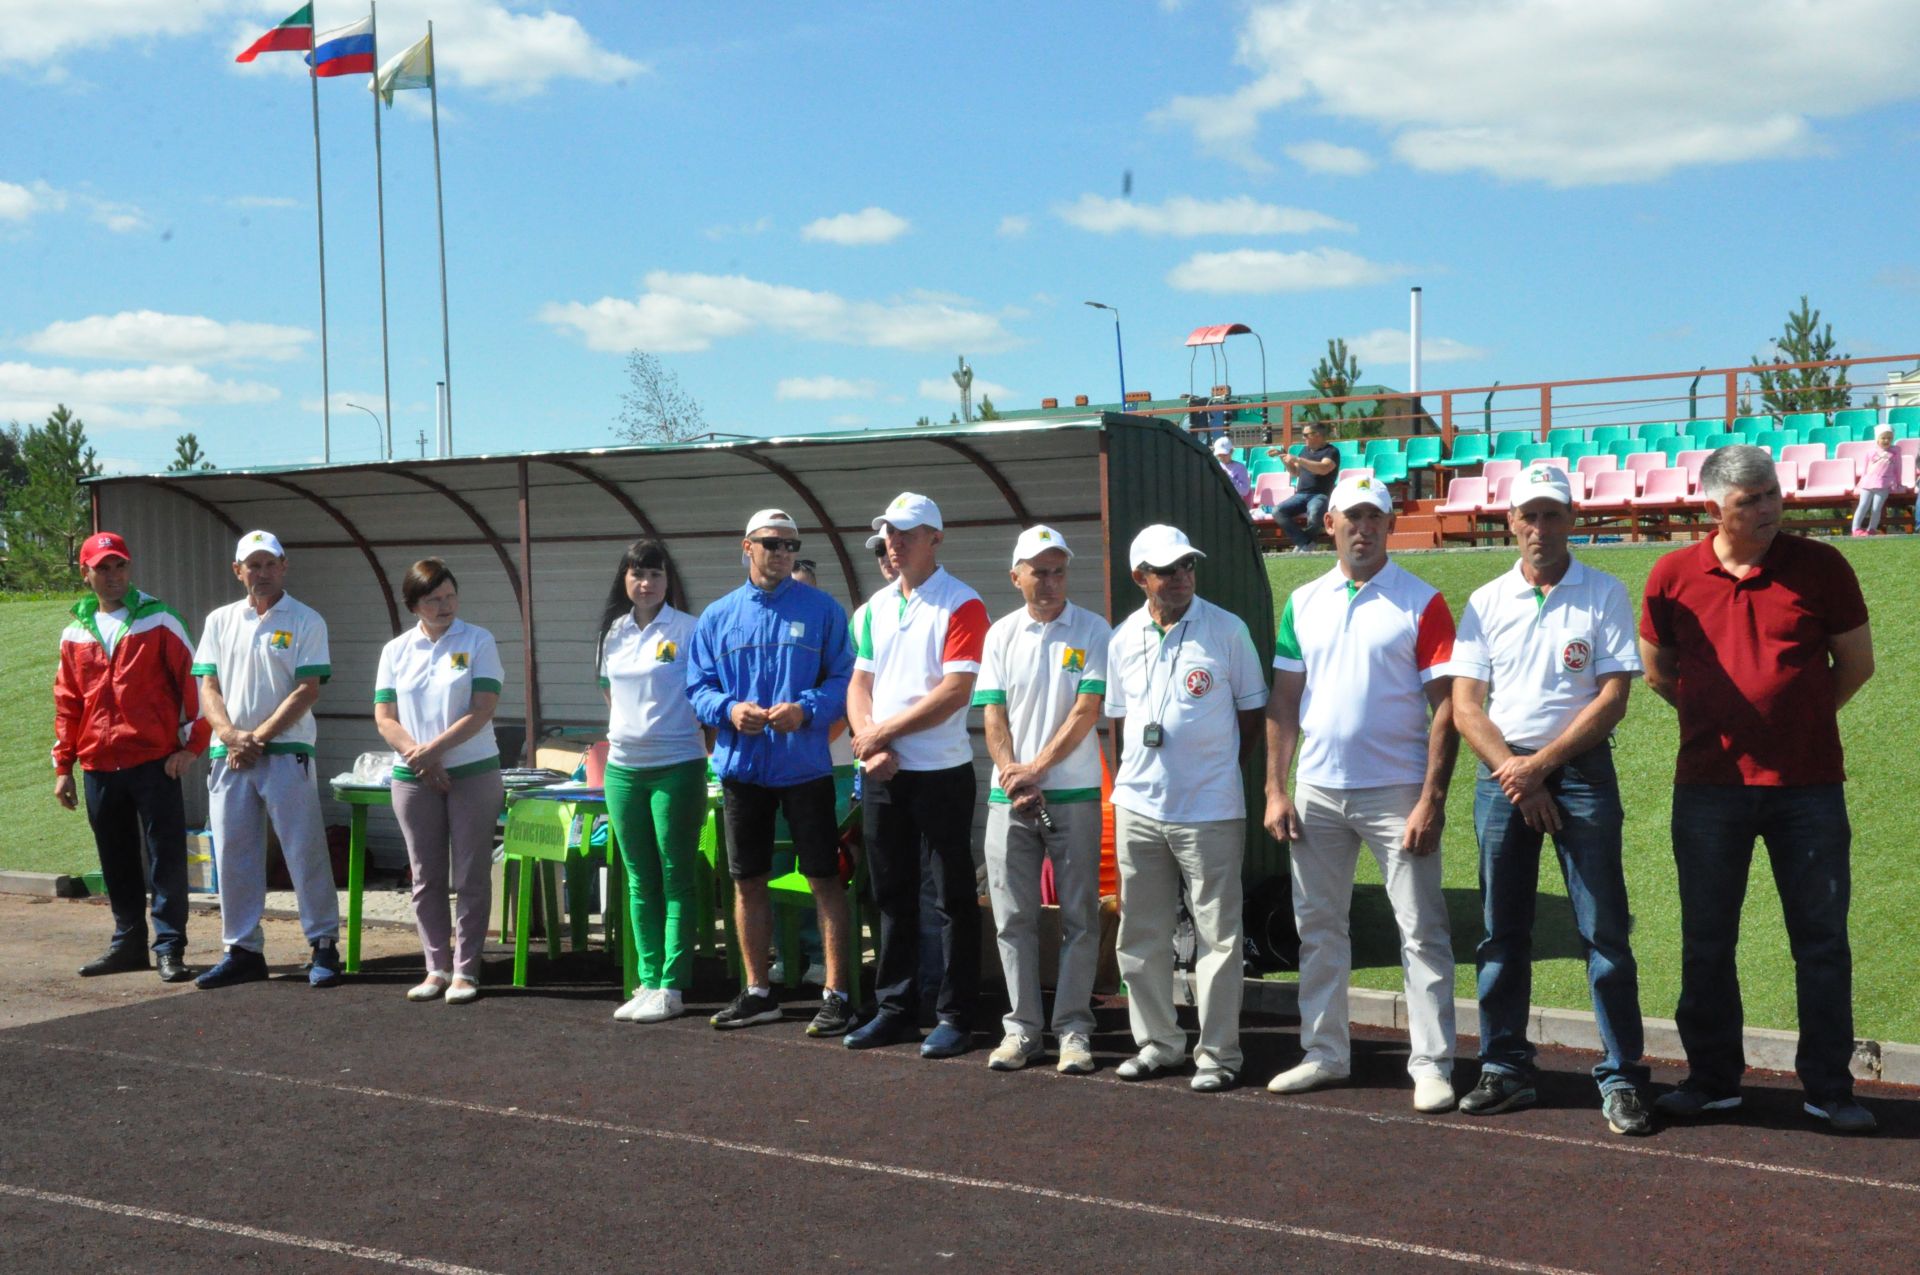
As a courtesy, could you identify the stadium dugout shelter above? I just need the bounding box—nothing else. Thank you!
[85,413,1282,883]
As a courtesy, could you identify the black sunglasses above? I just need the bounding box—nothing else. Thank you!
[1147,556,1198,577]
[751,537,801,553]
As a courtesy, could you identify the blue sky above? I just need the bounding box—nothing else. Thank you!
[5,0,1918,473]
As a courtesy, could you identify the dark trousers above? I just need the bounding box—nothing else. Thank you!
[865,763,978,1027]
[83,758,190,956]
[1670,783,1855,1101]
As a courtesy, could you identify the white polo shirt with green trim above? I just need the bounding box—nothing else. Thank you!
[374,617,505,780]
[598,605,705,771]
[192,592,330,757]
[971,600,1110,805]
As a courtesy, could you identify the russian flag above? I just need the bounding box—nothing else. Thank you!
[308,17,375,78]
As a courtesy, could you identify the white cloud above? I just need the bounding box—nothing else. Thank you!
[1166,247,1409,293]
[1344,327,1489,367]
[704,215,773,240]
[88,199,147,233]
[0,361,278,410]
[918,377,1019,406]
[541,271,1016,354]
[1158,0,1920,185]
[996,215,1030,238]
[1057,193,1352,236]
[231,194,298,210]
[1285,140,1374,175]
[800,206,911,246]
[775,376,881,401]
[24,311,311,365]
[0,179,65,221]
[1,0,227,67]
[0,401,184,431]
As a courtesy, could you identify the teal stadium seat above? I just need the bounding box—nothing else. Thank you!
[1404,436,1442,470]
[1441,433,1490,468]
[1805,426,1848,456]
[1685,418,1724,440]
[1492,431,1532,458]
[1658,438,1688,463]
[1783,412,1827,434]
[1636,422,1678,442]
[1590,426,1630,446]
[1371,453,1410,484]
[1607,438,1643,461]
[1756,430,1796,457]
[1698,432,1739,450]
[1363,438,1403,466]
[1515,442,1553,465]
[1832,408,1876,438]
[1557,440,1599,462]
[1733,414,1773,433]
[1547,427,1585,452]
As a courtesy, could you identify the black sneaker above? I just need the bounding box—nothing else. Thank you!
[710,987,781,1030]
[1603,1087,1654,1136]
[1804,1097,1877,1135]
[806,991,854,1038]
[1458,1070,1537,1116]
[194,947,269,990]
[1653,1080,1742,1119]
[79,946,149,978]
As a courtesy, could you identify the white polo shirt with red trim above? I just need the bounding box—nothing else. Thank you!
[855,566,989,771]
[1448,557,1641,750]
[1273,561,1454,789]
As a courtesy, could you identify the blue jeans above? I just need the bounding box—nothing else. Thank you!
[1273,491,1328,549]
[1474,744,1647,1094]
[1670,784,1854,1101]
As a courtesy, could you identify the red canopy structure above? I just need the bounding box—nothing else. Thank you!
[1185,323,1267,421]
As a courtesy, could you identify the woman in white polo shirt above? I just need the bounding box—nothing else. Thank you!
[597,539,709,1025]
[373,559,505,1006]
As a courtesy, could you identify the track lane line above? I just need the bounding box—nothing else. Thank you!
[15,1040,1588,1275]
[0,1180,507,1275]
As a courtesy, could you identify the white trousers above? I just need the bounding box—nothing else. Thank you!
[209,753,339,954]
[1115,807,1244,1075]
[1292,781,1455,1079]
[985,801,1102,1040]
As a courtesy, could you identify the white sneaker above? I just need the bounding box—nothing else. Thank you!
[1413,1074,1456,1113]
[987,1033,1039,1071]
[444,977,479,1006]
[1267,1060,1348,1094]
[1055,1032,1095,1075]
[614,989,657,1022]
[406,973,449,1002]
[635,988,683,1023]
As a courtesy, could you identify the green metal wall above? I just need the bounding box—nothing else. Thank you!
[1100,414,1286,884]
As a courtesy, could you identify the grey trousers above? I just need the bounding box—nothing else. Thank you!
[984,800,1102,1041]
[208,753,339,954]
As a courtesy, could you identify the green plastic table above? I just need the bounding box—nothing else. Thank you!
[328,782,392,974]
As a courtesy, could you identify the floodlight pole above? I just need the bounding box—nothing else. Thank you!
[344,401,386,458]
[1085,301,1126,408]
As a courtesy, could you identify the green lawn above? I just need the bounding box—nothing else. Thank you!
[0,594,98,877]
[1264,535,1920,1044]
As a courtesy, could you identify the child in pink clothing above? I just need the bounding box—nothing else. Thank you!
[1850,426,1898,535]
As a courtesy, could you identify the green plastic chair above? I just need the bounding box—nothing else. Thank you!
[1441,433,1490,467]
[1805,425,1848,455]
[1557,440,1598,462]
[1491,431,1531,458]
[1888,406,1920,429]
[1698,432,1739,451]
[1404,436,1442,470]
[1546,427,1585,451]
[1371,453,1410,485]
[1333,440,1366,469]
[1515,442,1553,465]
[1607,439,1645,461]
[1684,418,1724,439]
[1590,426,1630,446]
[1658,438,1688,463]
[1363,438,1403,465]
[1636,422,1678,442]
[1733,414,1774,433]
[1754,430,1796,456]
[1832,408,1876,438]
[1783,411,1827,434]
[500,797,580,987]
[765,768,869,989]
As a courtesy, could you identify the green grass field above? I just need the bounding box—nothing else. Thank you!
[1264,536,1920,1044]
[5,537,1916,1040]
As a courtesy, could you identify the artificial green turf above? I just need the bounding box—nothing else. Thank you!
[1263,535,1920,1044]
[0,594,100,876]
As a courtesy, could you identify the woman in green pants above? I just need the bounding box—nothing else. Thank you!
[597,539,710,1023]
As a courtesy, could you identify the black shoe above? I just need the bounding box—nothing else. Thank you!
[1804,1097,1877,1134]
[156,951,193,983]
[806,991,855,1038]
[1653,1080,1742,1119]
[194,947,269,989]
[844,1010,917,1050]
[1459,1070,1538,1116]
[79,946,149,977]
[1603,1087,1654,1136]
[710,988,781,1030]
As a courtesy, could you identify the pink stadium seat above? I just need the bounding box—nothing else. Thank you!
[1773,460,1799,494]
[1435,477,1487,514]
[1575,454,1619,481]
[1337,467,1375,484]
[1580,469,1637,509]
[1902,453,1917,490]
[1629,467,1690,508]
[1896,438,1920,464]
[1622,452,1665,492]
[1779,443,1826,476]
[1799,459,1856,502]
[1676,449,1712,492]
[1531,455,1571,473]
[1834,441,1877,476]
[1562,470,1589,502]
[1478,475,1516,513]
[1481,458,1522,488]
[1253,472,1294,507]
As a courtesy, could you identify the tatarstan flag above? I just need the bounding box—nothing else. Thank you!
[235,4,314,62]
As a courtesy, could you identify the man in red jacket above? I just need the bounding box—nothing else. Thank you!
[52,531,209,983]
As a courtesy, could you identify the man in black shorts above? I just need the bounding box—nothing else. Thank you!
[688,508,858,1035]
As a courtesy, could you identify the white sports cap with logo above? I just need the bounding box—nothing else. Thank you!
[234,529,286,561]
[872,492,942,533]
[1510,464,1573,509]
[744,508,799,537]
[1211,435,1235,456]
[1129,524,1206,570]
[1010,524,1073,567]
[1328,474,1394,515]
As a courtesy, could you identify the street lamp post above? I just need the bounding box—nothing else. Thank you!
[343,401,387,459]
[1084,301,1127,410]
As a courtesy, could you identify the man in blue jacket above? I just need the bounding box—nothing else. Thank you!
[689,508,857,1037]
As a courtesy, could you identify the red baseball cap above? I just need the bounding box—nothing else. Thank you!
[80,532,131,568]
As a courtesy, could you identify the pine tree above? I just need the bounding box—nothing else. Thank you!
[168,432,214,472]
[1752,296,1851,415]
[976,395,1000,421]
[1,406,101,590]
[1305,338,1376,436]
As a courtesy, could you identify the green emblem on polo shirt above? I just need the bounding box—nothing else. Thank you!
[268,630,292,650]
[449,652,470,671]
[1061,647,1086,673]
[655,639,678,663]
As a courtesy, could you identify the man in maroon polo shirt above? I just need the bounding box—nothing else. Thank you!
[1637,444,1876,1134]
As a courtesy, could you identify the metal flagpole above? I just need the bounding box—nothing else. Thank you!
[427,22,454,454]
[308,30,333,461]
[369,0,393,459]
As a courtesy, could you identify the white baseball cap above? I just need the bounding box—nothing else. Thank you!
[1510,464,1573,509]
[1328,475,1394,515]
[864,533,886,551]
[744,508,799,537]
[1211,435,1234,455]
[872,492,942,533]
[1129,524,1206,570]
[1010,524,1073,567]
[1876,424,1895,439]
[234,529,286,561]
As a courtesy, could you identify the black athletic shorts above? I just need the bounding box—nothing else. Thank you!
[721,775,840,881]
